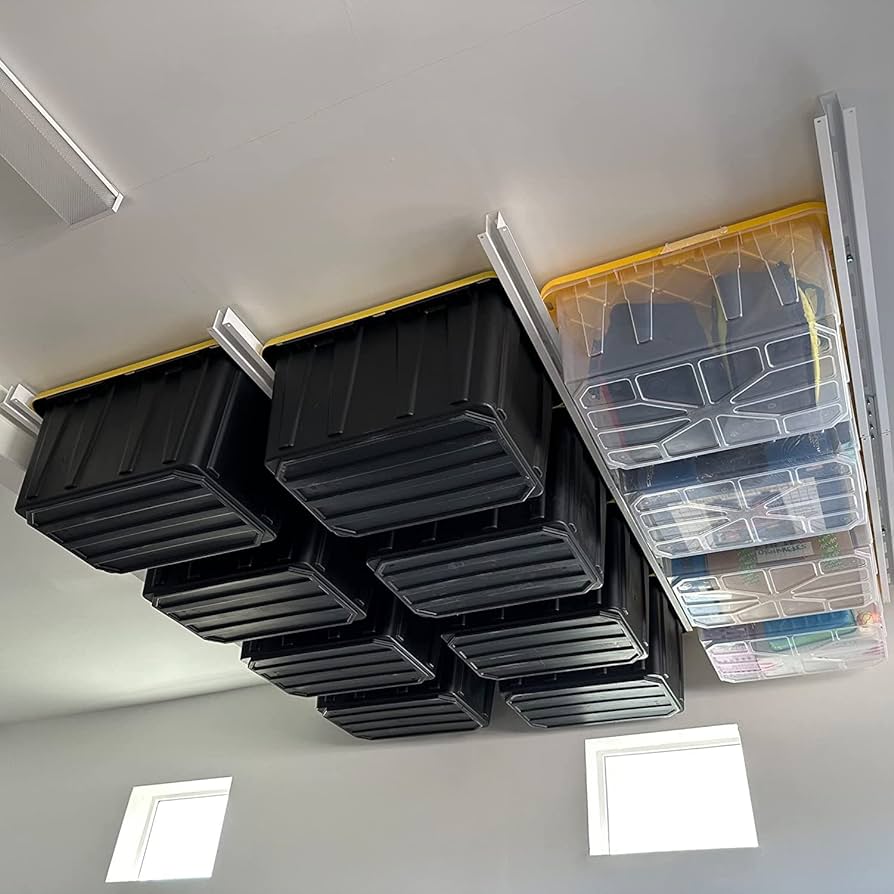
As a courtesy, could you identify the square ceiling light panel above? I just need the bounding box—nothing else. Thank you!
[0,57,121,225]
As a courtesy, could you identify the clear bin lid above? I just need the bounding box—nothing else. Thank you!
[699,606,886,682]
[670,526,878,627]
[545,204,851,468]
[621,423,866,557]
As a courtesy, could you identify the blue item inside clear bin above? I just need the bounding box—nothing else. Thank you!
[622,423,865,557]
[702,609,858,644]
[705,609,862,653]
[759,609,856,638]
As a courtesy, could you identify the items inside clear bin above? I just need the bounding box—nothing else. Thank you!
[620,423,866,558]
[671,526,877,627]
[700,606,886,682]
[548,210,850,469]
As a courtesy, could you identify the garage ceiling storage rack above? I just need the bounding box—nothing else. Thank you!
[1,93,889,741]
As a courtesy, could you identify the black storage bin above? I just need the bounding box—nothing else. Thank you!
[18,350,281,572]
[501,581,684,729]
[264,276,552,537]
[442,508,648,679]
[143,513,374,643]
[367,412,604,617]
[317,648,495,740]
[241,593,440,697]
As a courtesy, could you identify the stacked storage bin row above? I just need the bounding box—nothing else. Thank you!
[15,274,685,739]
[543,202,887,682]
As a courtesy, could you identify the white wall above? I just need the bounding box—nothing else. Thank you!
[1,637,892,894]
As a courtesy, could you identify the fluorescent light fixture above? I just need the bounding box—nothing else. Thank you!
[106,777,231,883]
[585,725,758,856]
[0,57,122,224]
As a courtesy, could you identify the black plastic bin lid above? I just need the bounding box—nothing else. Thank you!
[240,593,441,697]
[263,277,552,537]
[143,511,375,643]
[501,580,684,729]
[18,350,282,572]
[317,647,495,740]
[442,508,649,679]
[367,411,605,617]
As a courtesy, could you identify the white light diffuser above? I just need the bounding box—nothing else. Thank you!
[0,57,122,224]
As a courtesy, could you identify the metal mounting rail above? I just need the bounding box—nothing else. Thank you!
[209,307,275,398]
[0,383,41,437]
[816,94,894,604]
[478,211,693,632]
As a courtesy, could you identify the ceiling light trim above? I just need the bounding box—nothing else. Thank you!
[0,56,123,222]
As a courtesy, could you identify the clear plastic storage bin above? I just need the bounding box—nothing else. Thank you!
[699,606,886,682]
[671,526,878,627]
[543,204,850,469]
[621,423,866,558]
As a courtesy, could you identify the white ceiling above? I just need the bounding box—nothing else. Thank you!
[0,0,892,392]
[0,0,893,721]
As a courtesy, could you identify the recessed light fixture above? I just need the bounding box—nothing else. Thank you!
[0,57,122,225]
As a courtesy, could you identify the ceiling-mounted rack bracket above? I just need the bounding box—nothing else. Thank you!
[478,211,693,632]
[0,383,40,437]
[815,93,894,603]
[209,307,274,398]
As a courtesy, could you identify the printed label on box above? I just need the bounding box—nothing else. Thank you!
[755,541,815,564]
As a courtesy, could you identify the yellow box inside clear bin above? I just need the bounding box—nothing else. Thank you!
[699,605,886,682]
[670,526,878,628]
[542,203,851,469]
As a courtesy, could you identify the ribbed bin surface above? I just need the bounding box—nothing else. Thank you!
[264,277,552,536]
[621,424,866,558]
[670,526,878,628]
[143,515,373,642]
[442,509,648,679]
[317,650,494,740]
[544,204,849,469]
[241,595,439,697]
[368,413,604,617]
[18,351,280,572]
[700,605,886,682]
[502,581,684,728]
